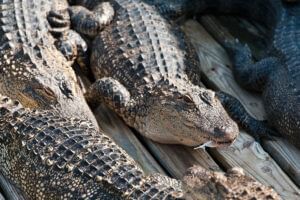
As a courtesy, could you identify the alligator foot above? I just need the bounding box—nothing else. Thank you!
[47,10,71,35]
[68,2,114,37]
[47,6,90,72]
[224,39,279,92]
[86,77,134,111]
[216,91,280,142]
[55,30,89,71]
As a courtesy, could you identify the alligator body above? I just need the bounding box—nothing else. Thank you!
[68,0,239,147]
[148,0,300,146]
[0,0,98,127]
[0,94,279,199]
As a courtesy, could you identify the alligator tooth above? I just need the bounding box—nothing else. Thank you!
[194,141,217,149]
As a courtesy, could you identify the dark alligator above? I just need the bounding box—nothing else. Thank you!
[146,0,300,146]
[0,94,280,199]
[0,0,98,127]
[65,0,239,147]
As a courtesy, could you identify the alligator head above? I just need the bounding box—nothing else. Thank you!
[137,82,239,147]
[0,50,98,129]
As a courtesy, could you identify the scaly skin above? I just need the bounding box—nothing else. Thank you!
[69,0,239,147]
[0,94,280,199]
[0,94,183,199]
[0,0,98,128]
[182,166,280,200]
[148,0,300,146]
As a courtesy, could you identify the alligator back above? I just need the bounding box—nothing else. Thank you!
[265,3,300,144]
[0,0,98,126]
[0,95,183,199]
[91,0,197,93]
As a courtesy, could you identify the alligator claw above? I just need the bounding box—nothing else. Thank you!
[47,10,70,35]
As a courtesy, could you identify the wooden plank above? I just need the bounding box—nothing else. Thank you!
[208,132,300,199]
[143,140,221,179]
[0,173,26,200]
[199,15,300,189]
[181,18,300,199]
[263,139,300,187]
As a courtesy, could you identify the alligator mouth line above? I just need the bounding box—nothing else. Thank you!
[194,138,235,149]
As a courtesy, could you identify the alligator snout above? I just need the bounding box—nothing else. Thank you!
[214,123,239,144]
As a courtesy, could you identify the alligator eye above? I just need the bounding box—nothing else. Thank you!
[35,87,57,100]
[178,95,193,104]
[44,87,56,97]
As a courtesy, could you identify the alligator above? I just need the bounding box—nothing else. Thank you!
[0,94,280,199]
[62,0,239,147]
[0,0,98,128]
[145,0,300,146]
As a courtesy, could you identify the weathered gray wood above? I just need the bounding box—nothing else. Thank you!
[0,173,25,200]
[143,140,221,179]
[181,18,300,199]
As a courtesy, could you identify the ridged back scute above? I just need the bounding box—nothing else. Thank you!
[92,0,190,92]
[0,0,71,81]
[0,95,183,198]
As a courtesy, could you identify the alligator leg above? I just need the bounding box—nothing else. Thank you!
[216,91,280,142]
[68,2,114,37]
[47,9,71,35]
[224,39,280,92]
[86,77,135,113]
[47,7,90,73]
[55,30,89,72]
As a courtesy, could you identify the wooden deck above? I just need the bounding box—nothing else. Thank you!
[1,16,299,199]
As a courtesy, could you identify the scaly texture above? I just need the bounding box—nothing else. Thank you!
[0,0,98,127]
[182,166,280,200]
[0,95,280,199]
[0,94,183,199]
[78,0,239,147]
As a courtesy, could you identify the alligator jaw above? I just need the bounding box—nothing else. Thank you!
[194,137,237,149]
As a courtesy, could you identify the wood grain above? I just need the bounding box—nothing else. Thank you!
[181,18,300,199]
[143,140,221,179]
[0,173,26,200]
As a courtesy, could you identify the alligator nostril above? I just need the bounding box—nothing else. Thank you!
[214,127,226,137]
[214,126,238,141]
